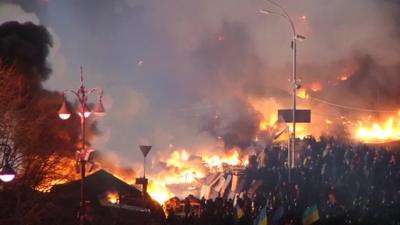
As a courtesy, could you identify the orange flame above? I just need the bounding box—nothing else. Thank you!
[297,89,309,99]
[107,191,119,204]
[202,149,243,168]
[146,148,247,204]
[310,82,323,92]
[354,116,400,143]
[36,156,80,192]
[147,181,173,205]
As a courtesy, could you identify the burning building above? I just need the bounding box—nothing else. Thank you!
[50,169,165,225]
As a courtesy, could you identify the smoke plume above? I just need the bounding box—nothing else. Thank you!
[2,0,400,163]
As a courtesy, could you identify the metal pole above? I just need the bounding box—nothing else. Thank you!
[79,67,86,225]
[80,104,86,225]
[292,37,297,170]
[262,0,298,186]
[143,156,146,178]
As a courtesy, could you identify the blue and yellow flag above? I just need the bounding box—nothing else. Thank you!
[254,206,268,225]
[302,205,320,225]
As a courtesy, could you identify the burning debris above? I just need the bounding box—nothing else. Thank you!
[146,148,248,204]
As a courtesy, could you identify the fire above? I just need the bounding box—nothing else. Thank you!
[259,120,269,131]
[147,181,173,205]
[297,89,309,99]
[288,124,309,139]
[337,65,358,81]
[310,82,323,92]
[106,191,119,204]
[202,149,243,168]
[36,156,80,192]
[259,114,279,131]
[145,148,247,204]
[354,116,400,143]
[325,119,333,125]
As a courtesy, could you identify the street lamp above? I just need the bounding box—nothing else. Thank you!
[0,143,16,183]
[58,66,105,225]
[260,0,306,185]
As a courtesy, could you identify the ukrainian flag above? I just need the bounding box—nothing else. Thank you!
[254,206,268,225]
[302,205,320,225]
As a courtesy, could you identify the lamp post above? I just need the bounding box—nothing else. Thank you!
[0,143,16,183]
[260,0,305,186]
[58,66,105,225]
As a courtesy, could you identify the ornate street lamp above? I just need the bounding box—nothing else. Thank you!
[58,66,105,225]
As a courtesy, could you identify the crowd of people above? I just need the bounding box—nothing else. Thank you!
[165,136,400,225]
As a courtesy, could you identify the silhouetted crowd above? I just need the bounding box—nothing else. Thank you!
[165,136,400,225]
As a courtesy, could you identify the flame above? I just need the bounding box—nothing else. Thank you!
[337,64,358,81]
[310,82,323,92]
[145,148,247,204]
[202,149,243,168]
[325,119,333,125]
[107,191,119,204]
[259,120,269,131]
[354,116,400,143]
[339,75,348,81]
[36,156,80,192]
[147,181,173,205]
[288,124,309,139]
[297,89,309,99]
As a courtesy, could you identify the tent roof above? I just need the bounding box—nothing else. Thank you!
[51,169,142,199]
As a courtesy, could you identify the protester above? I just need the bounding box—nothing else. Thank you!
[165,136,400,225]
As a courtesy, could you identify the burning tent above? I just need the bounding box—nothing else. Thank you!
[50,169,165,225]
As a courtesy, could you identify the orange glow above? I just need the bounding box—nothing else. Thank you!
[338,65,358,81]
[36,156,80,192]
[145,148,247,204]
[107,191,119,204]
[339,75,348,81]
[147,181,173,205]
[259,120,269,131]
[297,89,309,99]
[325,119,333,125]
[354,116,400,143]
[202,149,244,168]
[310,82,323,92]
[288,124,308,139]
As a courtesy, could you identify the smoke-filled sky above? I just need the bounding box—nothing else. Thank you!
[1,0,400,168]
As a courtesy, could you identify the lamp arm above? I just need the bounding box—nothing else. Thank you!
[61,90,81,102]
[265,0,296,37]
[87,88,104,102]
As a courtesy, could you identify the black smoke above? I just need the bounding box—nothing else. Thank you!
[198,97,262,150]
[0,21,52,88]
[192,22,266,150]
